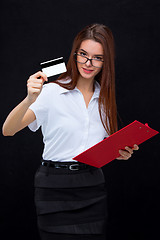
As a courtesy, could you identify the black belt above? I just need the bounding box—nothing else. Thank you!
[41,160,92,171]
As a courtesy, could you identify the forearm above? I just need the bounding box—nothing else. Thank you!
[3,71,47,136]
[2,97,32,136]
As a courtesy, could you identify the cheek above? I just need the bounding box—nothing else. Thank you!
[94,68,102,76]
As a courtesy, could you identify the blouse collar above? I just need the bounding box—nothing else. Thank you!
[59,80,100,99]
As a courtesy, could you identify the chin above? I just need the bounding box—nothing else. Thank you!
[81,75,94,81]
[79,71,95,81]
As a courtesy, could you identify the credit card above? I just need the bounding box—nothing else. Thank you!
[40,57,67,77]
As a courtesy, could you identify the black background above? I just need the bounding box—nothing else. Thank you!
[1,0,160,239]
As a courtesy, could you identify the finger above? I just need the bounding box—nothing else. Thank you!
[27,82,42,89]
[133,144,139,150]
[29,88,41,94]
[116,155,129,160]
[30,71,48,82]
[119,149,132,158]
[28,78,44,84]
[125,146,133,154]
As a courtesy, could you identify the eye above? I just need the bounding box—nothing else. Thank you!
[94,56,103,61]
[79,51,87,57]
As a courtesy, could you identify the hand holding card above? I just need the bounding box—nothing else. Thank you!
[27,71,48,104]
[40,57,67,78]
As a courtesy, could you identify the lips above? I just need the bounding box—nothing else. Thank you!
[82,68,94,74]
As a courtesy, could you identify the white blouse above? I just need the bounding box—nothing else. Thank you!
[28,80,108,162]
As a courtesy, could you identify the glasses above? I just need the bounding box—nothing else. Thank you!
[74,53,104,68]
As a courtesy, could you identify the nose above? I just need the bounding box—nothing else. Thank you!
[85,59,92,67]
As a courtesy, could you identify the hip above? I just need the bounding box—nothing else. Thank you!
[34,161,106,189]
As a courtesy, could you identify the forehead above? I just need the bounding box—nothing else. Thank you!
[79,39,103,55]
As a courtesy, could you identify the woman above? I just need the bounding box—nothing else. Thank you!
[3,23,139,240]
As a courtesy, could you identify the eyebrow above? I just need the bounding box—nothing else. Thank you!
[79,49,104,57]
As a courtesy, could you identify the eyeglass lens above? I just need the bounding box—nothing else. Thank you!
[76,54,103,68]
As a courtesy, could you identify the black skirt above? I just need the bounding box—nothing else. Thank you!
[34,162,107,240]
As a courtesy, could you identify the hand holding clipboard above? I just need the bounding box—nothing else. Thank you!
[73,120,159,168]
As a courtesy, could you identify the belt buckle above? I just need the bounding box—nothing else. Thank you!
[69,164,79,171]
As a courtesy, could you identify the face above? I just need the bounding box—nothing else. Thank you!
[76,39,104,82]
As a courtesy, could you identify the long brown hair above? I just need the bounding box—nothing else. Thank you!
[55,23,118,135]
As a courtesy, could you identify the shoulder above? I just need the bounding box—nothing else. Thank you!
[41,78,72,97]
[40,82,62,96]
[42,82,60,91]
[42,80,70,92]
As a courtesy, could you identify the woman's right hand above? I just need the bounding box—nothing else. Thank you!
[27,71,48,103]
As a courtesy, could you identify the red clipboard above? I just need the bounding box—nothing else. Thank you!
[73,120,159,168]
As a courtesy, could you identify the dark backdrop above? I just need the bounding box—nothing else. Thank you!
[1,0,160,239]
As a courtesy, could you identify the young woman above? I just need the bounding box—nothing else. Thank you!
[3,23,139,240]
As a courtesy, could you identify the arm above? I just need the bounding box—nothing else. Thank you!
[2,71,48,136]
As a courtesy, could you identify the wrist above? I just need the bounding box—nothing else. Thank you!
[24,96,35,106]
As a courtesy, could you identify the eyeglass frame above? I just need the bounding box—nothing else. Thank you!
[74,53,104,68]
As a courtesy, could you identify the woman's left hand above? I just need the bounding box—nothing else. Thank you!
[116,144,139,160]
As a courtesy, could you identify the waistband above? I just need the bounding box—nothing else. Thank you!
[41,160,95,171]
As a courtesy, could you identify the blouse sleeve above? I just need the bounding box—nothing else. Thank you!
[28,84,49,132]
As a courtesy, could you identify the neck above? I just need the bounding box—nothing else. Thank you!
[77,76,94,93]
